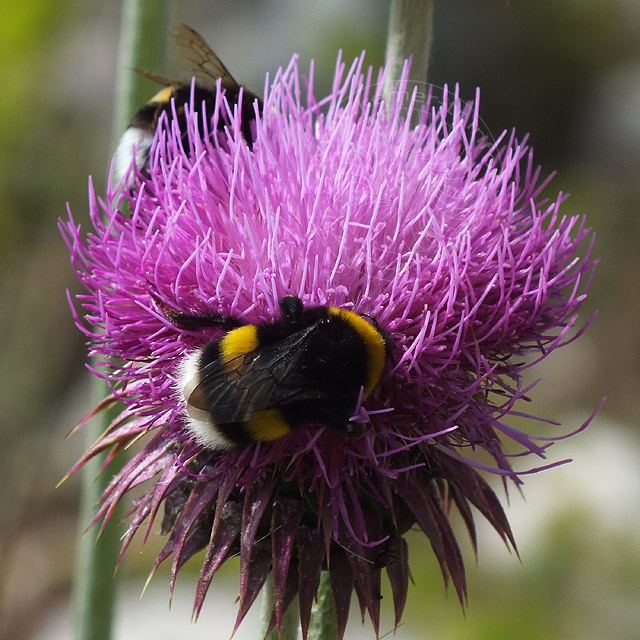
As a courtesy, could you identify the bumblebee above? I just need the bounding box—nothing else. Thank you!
[160,295,388,449]
[114,24,262,185]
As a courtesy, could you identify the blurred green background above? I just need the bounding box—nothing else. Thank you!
[1,1,638,639]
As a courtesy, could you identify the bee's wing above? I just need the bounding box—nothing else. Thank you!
[133,68,177,87]
[186,324,346,425]
[171,24,239,91]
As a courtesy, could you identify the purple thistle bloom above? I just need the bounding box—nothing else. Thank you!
[61,53,597,638]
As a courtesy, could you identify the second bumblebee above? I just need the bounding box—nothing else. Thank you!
[115,24,262,185]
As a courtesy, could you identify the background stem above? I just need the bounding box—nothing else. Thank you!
[72,2,168,639]
[384,0,435,104]
[112,0,170,140]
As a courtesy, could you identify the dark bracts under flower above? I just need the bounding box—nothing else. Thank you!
[76,412,515,636]
[62,54,597,638]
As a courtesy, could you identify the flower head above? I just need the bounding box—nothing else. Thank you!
[62,54,597,638]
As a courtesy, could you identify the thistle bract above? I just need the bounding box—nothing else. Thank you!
[62,54,597,638]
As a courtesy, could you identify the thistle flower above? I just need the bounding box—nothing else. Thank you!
[61,54,597,638]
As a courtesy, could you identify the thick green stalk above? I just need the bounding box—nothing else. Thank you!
[259,580,301,640]
[307,572,338,640]
[72,2,168,639]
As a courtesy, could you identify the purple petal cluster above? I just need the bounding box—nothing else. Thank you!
[62,54,597,638]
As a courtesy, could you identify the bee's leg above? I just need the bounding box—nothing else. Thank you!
[151,293,244,331]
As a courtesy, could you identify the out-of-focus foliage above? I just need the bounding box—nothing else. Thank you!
[1,1,639,639]
[0,0,103,441]
[0,0,82,244]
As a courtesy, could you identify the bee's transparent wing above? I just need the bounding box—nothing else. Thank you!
[171,23,239,90]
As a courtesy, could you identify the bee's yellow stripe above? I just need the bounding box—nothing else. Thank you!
[150,86,174,104]
[245,409,291,441]
[219,325,259,363]
[329,307,386,397]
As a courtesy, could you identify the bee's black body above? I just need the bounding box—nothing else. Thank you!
[167,295,388,449]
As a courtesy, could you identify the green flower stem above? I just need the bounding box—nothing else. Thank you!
[259,580,300,640]
[72,403,124,640]
[384,0,435,104]
[306,8,436,637]
[292,7,437,640]
[308,572,338,640]
[72,2,168,639]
